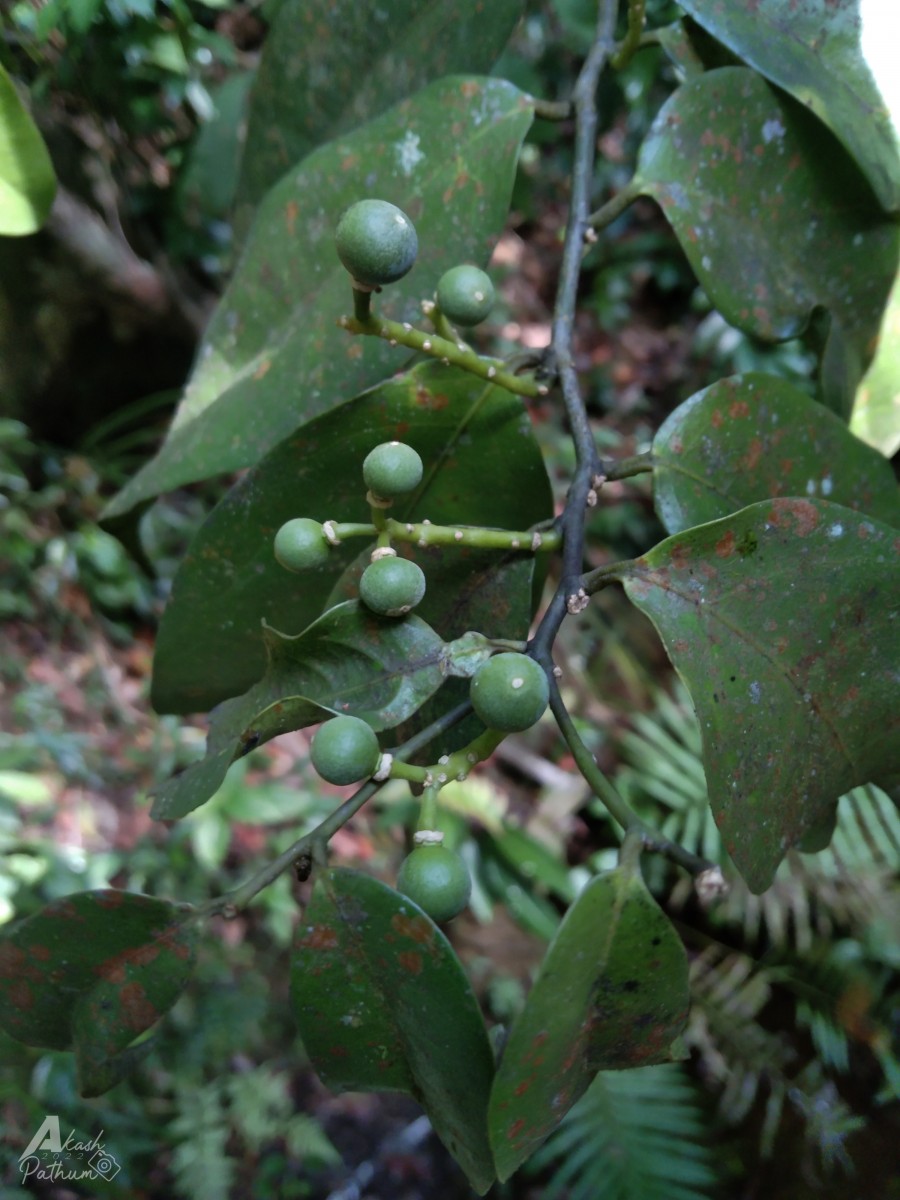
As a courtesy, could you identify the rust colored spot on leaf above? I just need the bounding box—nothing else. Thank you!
[391,913,434,945]
[253,360,272,381]
[671,542,692,570]
[716,530,735,558]
[514,1079,531,1096]
[398,951,423,975]
[507,1118,526,1140]
[729,400,750,418]
[742,437,763,471]
[301,924,339,950]
[119,981,157,1031]
[775,498,820,536]
[285,200,299,236]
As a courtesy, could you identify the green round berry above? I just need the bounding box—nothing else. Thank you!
[359,556,426,617]
[363,441,423,499]
[397,844,471,922]
[470,652,549,733]
[310,715,380,785]
[274,518,330,572]
[436,264,495,327]
[335,199,418,287]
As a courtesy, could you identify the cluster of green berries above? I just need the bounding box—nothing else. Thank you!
[285,205,546,923]
[335,198,496,326]
[273,440,427,617]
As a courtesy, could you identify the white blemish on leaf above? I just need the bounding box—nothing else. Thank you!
[761,117,785,143]
[828,522,844,538]
[395,131,424,176]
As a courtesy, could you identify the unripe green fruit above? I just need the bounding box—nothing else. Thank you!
[436,264,495,327]
[363,441,423,499]
[310,715,380,785]
[470,652,549,733]
[335,199,418,287]
[359,556,426,617]
[397,844,471,922]
[274,518,329,571]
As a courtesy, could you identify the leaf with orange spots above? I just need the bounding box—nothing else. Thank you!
[151,600,447,820]
[635,68,899,390]
[678,0,900,213]
[652,373,900,535]
[618,498,900,891]
[487,837,689,1181]
[234,0,524,239]
[0,890,197,1097]
[104,76,534,519]
[291,868,496,1193]
[151,360,550,714]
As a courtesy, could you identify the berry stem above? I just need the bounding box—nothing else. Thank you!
[417,783,440,832]
[611,0,647,70]
[387,518,561,553]
[339,312,546,400]
[352,284,373,322]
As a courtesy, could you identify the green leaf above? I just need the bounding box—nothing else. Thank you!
[652,373,900,535]
[234,0,524,238]
[151,360,551,714]
[851,264,900,456]
[678,0,900,213]
[0,890,197,1095]
[0,64,56,236]
[488,839,689,1181]
[151,601,446,819]
[291,868,496,1194]
[634,68,899,381]
[619,498,900,892]
[104,76,534,517]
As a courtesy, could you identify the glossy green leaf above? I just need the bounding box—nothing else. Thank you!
[488,838,689,1181]
[152,601,446,819]
[635,68,899,379]
[234,0,524,238]
[851,264,900,456]
[652,373,900,535]
[151,360,551,714]
[104,77,534,518]
[0,890,197,1095]
[678,0,900,213]
[291,868,496,1194]
[0,63,56,236]
[619,498,900,892]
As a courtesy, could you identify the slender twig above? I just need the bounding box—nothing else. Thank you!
[549,675,716,878]
[531,0,618,660]
[611,0,647,70]
[201,699,473,917]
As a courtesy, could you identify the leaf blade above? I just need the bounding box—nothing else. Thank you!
[488,842,689,1181]
[620,498,900,891]
[291,868,496,1193]
[652,373,900,535]
[104,76,534,516]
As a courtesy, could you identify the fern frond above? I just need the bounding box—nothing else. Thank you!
[527,1063,721,1200]
[168,1081,234,1200]
[686,948,794,1141]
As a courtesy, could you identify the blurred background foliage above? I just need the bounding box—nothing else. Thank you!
[1,1,898,1197]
